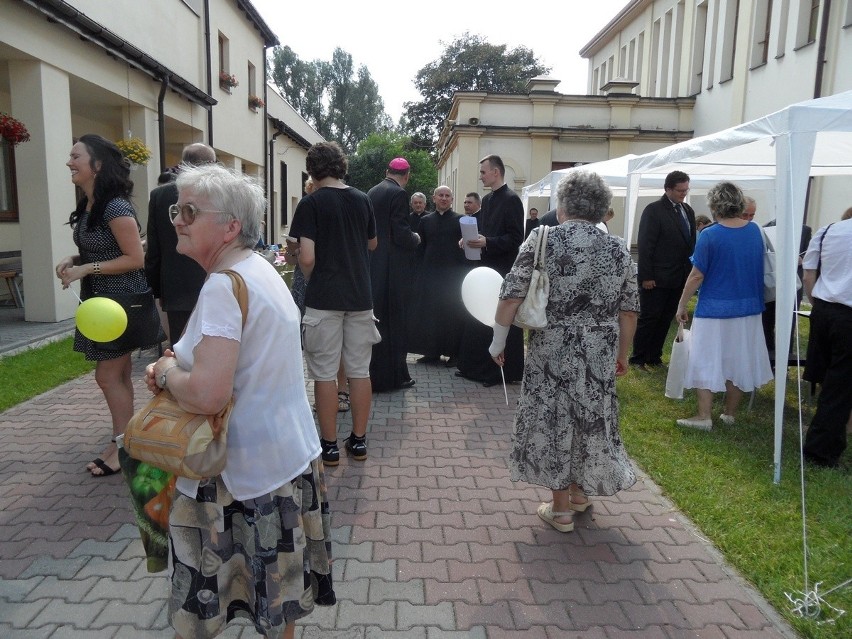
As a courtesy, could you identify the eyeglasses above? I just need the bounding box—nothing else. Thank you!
[168,203,228,225]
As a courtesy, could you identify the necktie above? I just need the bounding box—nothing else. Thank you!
[675,203,690,239]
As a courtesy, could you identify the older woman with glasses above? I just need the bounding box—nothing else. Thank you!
[143,164,334,639]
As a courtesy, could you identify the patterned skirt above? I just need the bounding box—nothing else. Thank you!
[168,458,335,638]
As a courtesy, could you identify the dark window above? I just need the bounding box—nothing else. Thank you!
[0,140,19,222]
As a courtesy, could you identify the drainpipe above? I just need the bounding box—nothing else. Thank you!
[813,0,832,98]
[269,129,282,243]
[204,0,213,145]
[157,76,169,172]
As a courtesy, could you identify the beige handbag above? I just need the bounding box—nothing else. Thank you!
[513,225,550,330]
[123,270,248,480]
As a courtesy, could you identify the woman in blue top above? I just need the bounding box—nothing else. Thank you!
[675,182,773,430]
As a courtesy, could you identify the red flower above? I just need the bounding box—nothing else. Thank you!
[0,112,31,146]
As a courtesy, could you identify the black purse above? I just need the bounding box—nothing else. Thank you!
[94,289,164,352]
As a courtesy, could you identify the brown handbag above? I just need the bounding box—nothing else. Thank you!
[123,270,248,480]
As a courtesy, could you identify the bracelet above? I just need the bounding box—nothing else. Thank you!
[92,262,101,275]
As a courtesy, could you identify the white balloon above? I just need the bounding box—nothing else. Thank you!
[461,267,504,327]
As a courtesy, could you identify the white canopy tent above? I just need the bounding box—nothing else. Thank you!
[624,90,852,483]
[521,155,775,224]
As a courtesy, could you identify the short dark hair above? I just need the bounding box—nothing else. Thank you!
[466,192,480,202]
[530,207,538,213]
[664,170,690,190]
[306,142,348,181]
[480,154,505,177]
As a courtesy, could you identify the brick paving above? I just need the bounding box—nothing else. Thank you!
[0,334,799,637]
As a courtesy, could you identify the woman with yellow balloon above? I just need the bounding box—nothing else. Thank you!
[56,134,156,477]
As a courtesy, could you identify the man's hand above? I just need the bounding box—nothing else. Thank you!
[466,234,487,249]
[641,280,656,290]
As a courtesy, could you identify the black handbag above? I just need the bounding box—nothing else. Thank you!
[94,289,164,352]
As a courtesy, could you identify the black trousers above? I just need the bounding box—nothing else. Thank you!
[631,286,681,365]
[803,299,852,467]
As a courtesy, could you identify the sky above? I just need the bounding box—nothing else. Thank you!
[251,0,628,122]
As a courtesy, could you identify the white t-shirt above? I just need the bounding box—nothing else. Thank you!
[803,219,852,307]
[174,252,319,501]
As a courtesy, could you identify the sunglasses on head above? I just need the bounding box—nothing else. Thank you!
[168,203,228,225]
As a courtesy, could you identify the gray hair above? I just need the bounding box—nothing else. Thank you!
[176,164,264,249]
[411,192,426,203]
[555,171,612,223]
[706,182,745,219]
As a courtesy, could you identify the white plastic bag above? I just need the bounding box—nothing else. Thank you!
[665,322,691,400]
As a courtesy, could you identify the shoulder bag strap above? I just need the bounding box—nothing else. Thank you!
[219,269,249,328]
[816,223,834,279]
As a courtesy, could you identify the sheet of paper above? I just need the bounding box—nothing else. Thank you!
[459,217,481,261]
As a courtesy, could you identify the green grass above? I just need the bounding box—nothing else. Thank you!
[618,314,850,638]
[0,337,95,411]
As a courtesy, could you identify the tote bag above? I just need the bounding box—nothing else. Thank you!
[665,322,691,400]
[514,225,550,330]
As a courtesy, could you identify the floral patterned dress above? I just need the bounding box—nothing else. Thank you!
[500,222,640,495]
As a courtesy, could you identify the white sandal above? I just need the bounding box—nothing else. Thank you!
[537,502,574,533]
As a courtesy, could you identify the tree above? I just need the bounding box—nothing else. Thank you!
[269,46,392,154]
[347,131,437,197]
[402,33,551,146]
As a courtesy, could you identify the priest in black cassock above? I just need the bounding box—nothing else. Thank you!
[368,157,421,392]
[409,192,428,233]
[408,186,469,364]
[456,154,525,386]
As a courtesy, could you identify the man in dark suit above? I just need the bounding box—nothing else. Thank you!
[630,170,696,370]
[368,157,421,391]
[144,143,215,345]
[524,207,540,239]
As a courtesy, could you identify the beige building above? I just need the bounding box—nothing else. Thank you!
[435,77,695,220]
[0,0,321,320]
[437,0,851,237]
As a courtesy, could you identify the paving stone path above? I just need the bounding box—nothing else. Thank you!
[0,351,797,638]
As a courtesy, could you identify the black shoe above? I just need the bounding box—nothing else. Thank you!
[444,357,458,367]
[454,371,467,378]
[416,356,441,364]
[399,378,415,389]
[344,434,367,461]
[482,379,501,388]
[320,439,339,467]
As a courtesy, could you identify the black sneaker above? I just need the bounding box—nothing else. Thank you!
[344,434,367,461]
[320,439,339,466]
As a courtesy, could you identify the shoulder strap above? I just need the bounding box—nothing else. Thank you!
[219,270,249,328]
[816,223,835,277]
[538,225,549,269]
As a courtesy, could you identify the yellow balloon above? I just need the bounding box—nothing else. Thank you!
[76,297,128,342]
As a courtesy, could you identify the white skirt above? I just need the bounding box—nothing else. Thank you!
[683,314,774,393]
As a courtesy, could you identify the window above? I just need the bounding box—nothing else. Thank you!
[720,0,740,83]
[218,32,232,90]
[775,0,789,58]
[248,61,256,98]
[751,0,774,67]
[795,0,820,48]
[690,1,708,94]
[0,140,19,222]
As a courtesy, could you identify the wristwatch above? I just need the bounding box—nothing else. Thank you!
[157,365,178,390]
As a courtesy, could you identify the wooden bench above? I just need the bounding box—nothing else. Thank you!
[0,253,23,308]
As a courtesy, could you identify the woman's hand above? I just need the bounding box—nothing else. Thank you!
[676,305,689,324]
[55,256,77,288]
[615,356,629,377]
[144,349,178,395]
[491,352,505,367]
[58,263,92,288]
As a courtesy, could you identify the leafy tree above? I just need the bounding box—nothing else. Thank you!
[402,33,551,146]
[269,46,392,154]
[347,131,437,198]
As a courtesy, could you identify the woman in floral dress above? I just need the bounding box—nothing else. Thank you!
[489,171,640,533]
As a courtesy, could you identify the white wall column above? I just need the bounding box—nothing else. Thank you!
[9,60,77,322]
